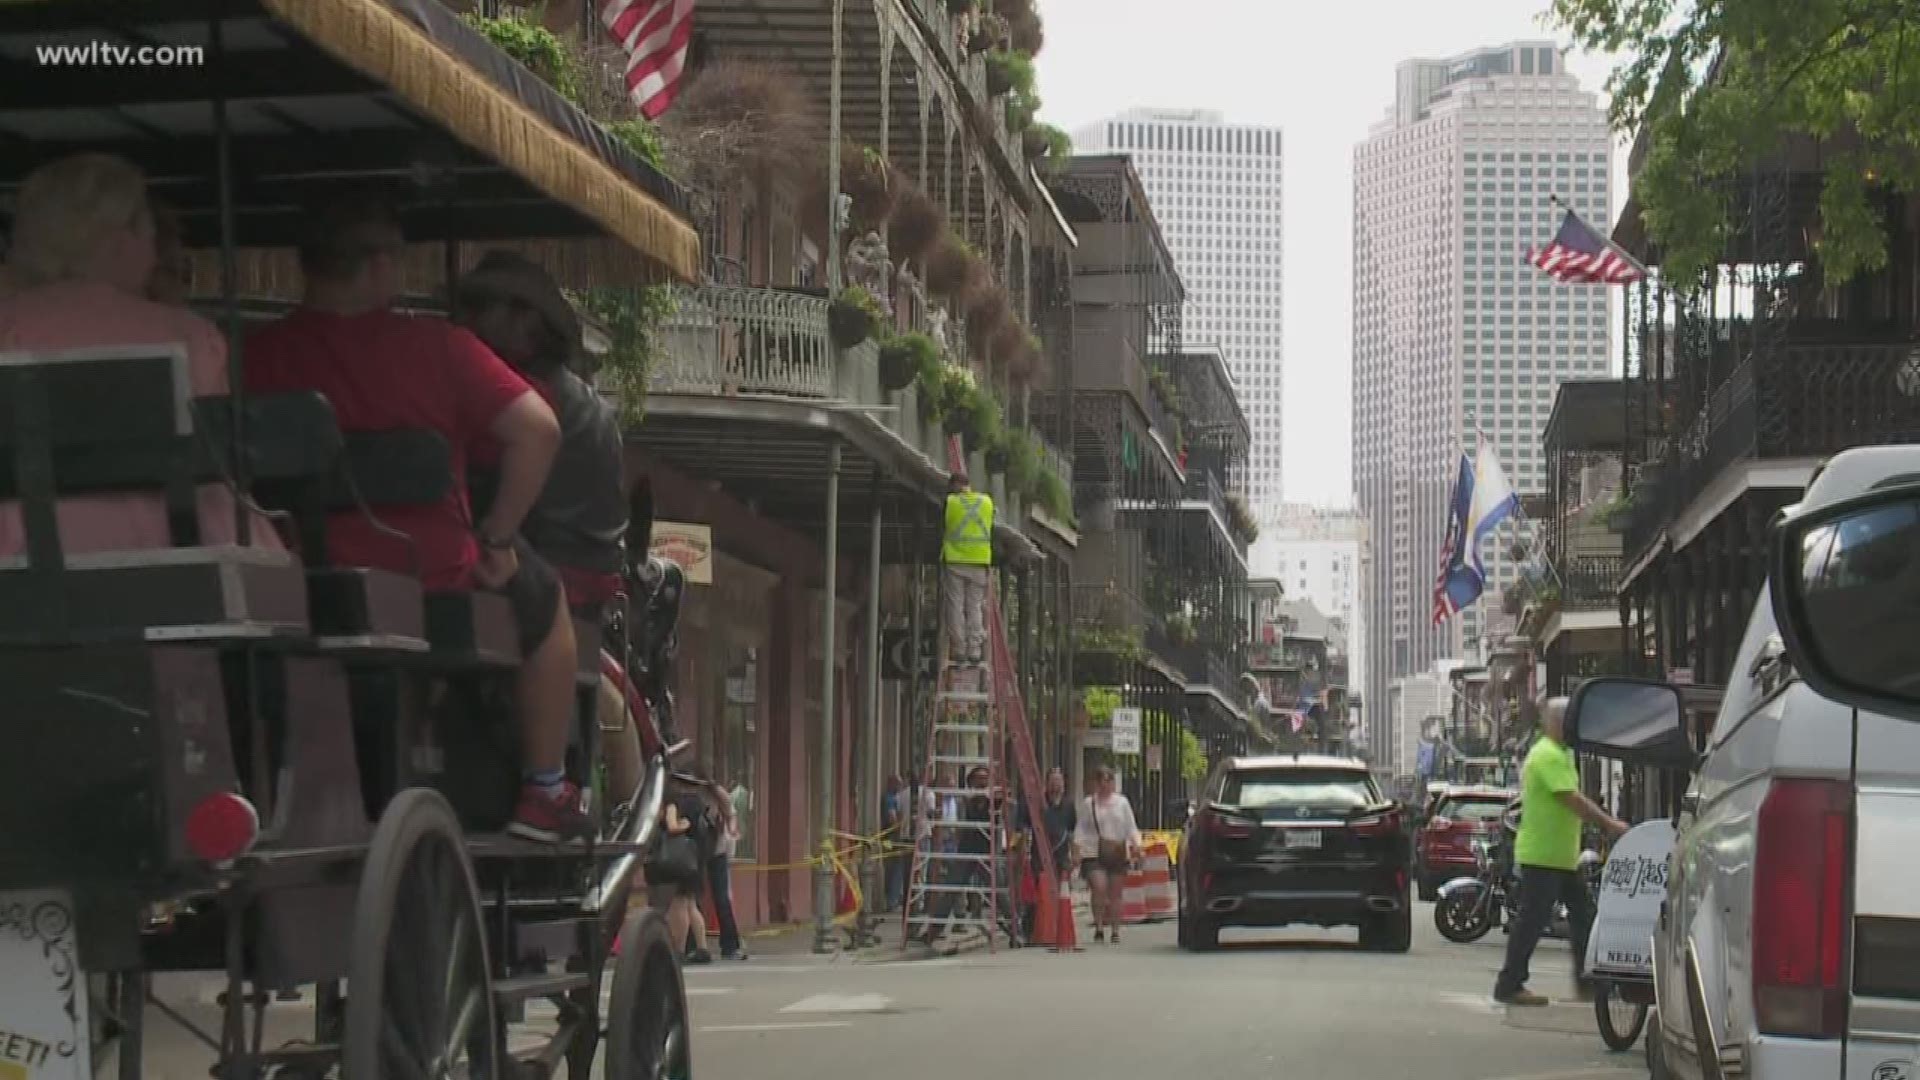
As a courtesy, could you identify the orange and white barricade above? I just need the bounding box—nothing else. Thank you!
[1140,841,1176,922]
[1120,866,1148,924]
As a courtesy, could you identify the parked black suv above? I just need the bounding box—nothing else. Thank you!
[1177,755,1412,952]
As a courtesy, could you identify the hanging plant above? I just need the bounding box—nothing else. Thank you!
[656,60,821,194]
[997,426,1040,491]
[828,286,884,348]
[1037,466,1074,525]
[940,370,1001,453]
[964,286,1012,357]
[887,181,943,267]
[1037,124,1072,173]
[878,331,940,391]
[984,50,1033,98]
[927,232,987,304]
[1006,6,1044,54]
[1006,330,1042,384]
[840,143,894,232]
[969,13,1009,54]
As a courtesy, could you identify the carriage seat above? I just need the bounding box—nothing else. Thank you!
[0,349,324,647]
[313,428,519,668]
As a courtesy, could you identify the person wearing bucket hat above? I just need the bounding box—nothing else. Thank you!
[457,251,644,813]
[457,250,627,614]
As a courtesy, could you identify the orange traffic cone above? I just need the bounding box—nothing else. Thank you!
[1051,880,1079,953]
[1032,874,1058,946]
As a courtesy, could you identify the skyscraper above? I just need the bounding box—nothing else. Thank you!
[1350,41,1613,726]
[1076,109,1285,509]
[1250,504,1369,706]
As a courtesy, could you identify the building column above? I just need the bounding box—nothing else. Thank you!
[812,441,843,953]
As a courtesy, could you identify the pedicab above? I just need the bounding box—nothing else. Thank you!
[0,1,701,1076]
[1561,678,1722,1056]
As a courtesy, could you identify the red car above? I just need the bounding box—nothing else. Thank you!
[1414,787,1514,900]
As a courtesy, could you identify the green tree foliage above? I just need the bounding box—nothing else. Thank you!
[1549,0,1920,282]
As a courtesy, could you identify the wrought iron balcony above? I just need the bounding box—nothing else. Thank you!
[1557,556,1624,608]
[653,282,1034,511]
[1630,339,1920,559]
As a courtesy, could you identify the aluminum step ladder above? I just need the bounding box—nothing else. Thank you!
[903,662,1012,950]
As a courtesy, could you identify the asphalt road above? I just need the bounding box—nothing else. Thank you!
[121,902,1644,1079]
[682,905,1645,1080]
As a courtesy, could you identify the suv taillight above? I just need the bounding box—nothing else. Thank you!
[1204,809,1257,839]
[1350,810,1401,836]
[1753,778,1851,1039]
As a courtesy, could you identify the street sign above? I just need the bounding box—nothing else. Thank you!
[1668,667,1693,685]
[1111,707,1142,754]
[881,628,937,681]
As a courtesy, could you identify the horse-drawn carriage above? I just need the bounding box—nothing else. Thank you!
[0,2,702,1076]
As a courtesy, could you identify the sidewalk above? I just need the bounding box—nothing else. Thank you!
[736,881,1100,963]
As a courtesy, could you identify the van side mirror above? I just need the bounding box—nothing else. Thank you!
[1770,482,1920,721]
[1564,677,1696,770]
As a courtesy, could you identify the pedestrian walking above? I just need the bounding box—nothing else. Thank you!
[1014,767,1076,938]
[882,774,908,911]
[1494,695,1628,1006]
[645,781,711,965]
[1074,766,1141,943]
[940,467,993,665]
[701,771,748,961]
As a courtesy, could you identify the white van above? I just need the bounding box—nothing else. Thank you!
[1564,446,1920,1080]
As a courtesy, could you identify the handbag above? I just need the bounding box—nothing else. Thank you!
[649,833,703,884]
[1090,797,1129,872]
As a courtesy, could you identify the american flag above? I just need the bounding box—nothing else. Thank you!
[600,0,696,120]
[1525,208,1646,284]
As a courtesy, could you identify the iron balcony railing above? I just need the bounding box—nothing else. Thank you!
[1628,339,1920,562]
[654,282,1034,513]
[900,0,1027,176]
[1557,555,1625,607]
[655,285,839,398]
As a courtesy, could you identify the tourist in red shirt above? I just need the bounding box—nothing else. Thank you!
[245,194,588,843]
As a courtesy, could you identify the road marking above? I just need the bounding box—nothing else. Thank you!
[779,992,893,1014]
[684,986,737,997]
[699,1021,854,1033]
[1435,990,1505,1015]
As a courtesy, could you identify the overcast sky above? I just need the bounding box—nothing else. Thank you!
[1033,0,1630,509]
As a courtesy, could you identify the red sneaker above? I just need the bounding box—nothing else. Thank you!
[507,782,594,843]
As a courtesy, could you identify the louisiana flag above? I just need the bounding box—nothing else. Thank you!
[1431,443,1521,624]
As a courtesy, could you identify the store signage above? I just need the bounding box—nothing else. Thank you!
[649,521,713,584]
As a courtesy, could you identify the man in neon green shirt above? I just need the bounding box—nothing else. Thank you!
[941,470,994,664]
[1494,694,1628,1007]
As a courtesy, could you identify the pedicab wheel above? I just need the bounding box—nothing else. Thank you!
[345,789,501,1080]
[605,907,693,1080]
[1594,980,1648,1051]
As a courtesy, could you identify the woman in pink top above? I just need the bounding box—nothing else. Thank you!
[0,153,283,562]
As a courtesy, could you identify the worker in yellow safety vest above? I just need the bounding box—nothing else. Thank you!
[941,469,994,664]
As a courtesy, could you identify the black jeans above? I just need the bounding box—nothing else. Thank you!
[706,854,742,956]
[1494,865,1595,999]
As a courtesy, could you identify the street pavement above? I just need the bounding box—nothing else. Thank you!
[120,902,1641,1078]
[682,904,1643,1080]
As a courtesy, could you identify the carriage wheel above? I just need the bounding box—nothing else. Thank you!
[604,908,693,1080]
[345,789,501,1080]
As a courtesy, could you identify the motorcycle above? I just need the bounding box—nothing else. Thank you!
[1432,817,1602,944]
